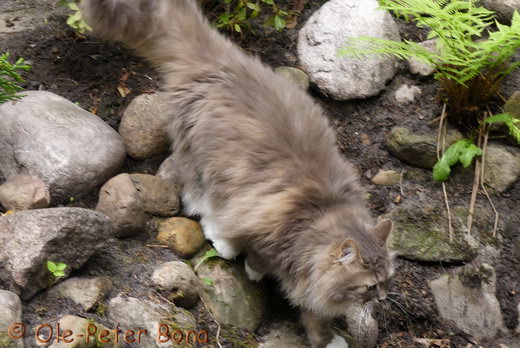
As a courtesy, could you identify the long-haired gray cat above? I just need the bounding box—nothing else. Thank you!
[81,0,395,346]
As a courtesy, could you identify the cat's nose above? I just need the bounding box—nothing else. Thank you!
[377,289,387,301]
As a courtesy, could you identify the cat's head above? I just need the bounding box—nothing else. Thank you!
[304,219,394,317]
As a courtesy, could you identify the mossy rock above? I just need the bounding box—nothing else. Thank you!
[195,257,266,331]
[386,127,463,169]
[388,203,499,263]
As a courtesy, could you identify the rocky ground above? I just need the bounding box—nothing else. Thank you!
[0,0,520,347]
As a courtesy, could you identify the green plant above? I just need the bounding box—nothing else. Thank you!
[0,53,30,104]
[485,112,520,142]
[340,0,520,129]
[58,0,92,33]
[207,0,288,33]
[432,138,483,180]
[340,0,520,180]
[194,248,219,271]
[202,277,214,286]
[46,261,67,278]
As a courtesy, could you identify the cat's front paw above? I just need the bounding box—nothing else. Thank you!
[325,335,349,348]
[213,240,239,260]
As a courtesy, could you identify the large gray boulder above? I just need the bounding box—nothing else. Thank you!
[429,264,506,340]
[47,276,113,311]
[0,208,114,299]
[0,91,126,203]
[481,0,520,23]
[298,0,400,100]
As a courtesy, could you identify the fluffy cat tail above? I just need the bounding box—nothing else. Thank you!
[81,0,232,72]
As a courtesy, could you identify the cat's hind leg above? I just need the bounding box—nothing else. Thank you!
[245,251,266,281]
[300,310,334,348]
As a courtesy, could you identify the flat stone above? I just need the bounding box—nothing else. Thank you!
[0,91,126,203]
[0,208,114,299]
[371,170,401,185]
[274,66,310,90]
[151,261,200,308]
[157,218,205,258]
[96,173,147,238]
[119,93,171,160]
[298,0,400,100]
[388,201,498,262]
[47,276,113,311]
[0,175,50,211]
[386,127,463,169]
[429,264,506,340]
[130,174,180,217]
[108,294,197,347]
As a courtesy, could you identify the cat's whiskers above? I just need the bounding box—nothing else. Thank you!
[382,301,390,334]
[386,297,419,324]
[387,291,406,299]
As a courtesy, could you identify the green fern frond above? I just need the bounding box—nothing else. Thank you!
[0,53,31,104]
[340,0,520,129]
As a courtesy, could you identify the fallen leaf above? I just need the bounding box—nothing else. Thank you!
[117,84,131,98]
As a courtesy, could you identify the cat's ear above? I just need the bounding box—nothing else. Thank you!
[371,219,393,245]
[336,238,364,265]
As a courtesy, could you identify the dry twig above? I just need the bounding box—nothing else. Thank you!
[436,103,453,241]
[466,124,482,236]
[480,116,500,237]
[199,296,223,348]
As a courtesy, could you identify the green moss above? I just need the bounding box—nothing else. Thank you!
[220,327,258,348]
[389,205,478,262]
[95,300,107,317]
[0,332,17,348]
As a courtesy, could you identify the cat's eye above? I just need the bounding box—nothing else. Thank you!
[366,284,377,292]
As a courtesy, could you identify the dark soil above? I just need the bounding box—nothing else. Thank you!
[1,0,520,347]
